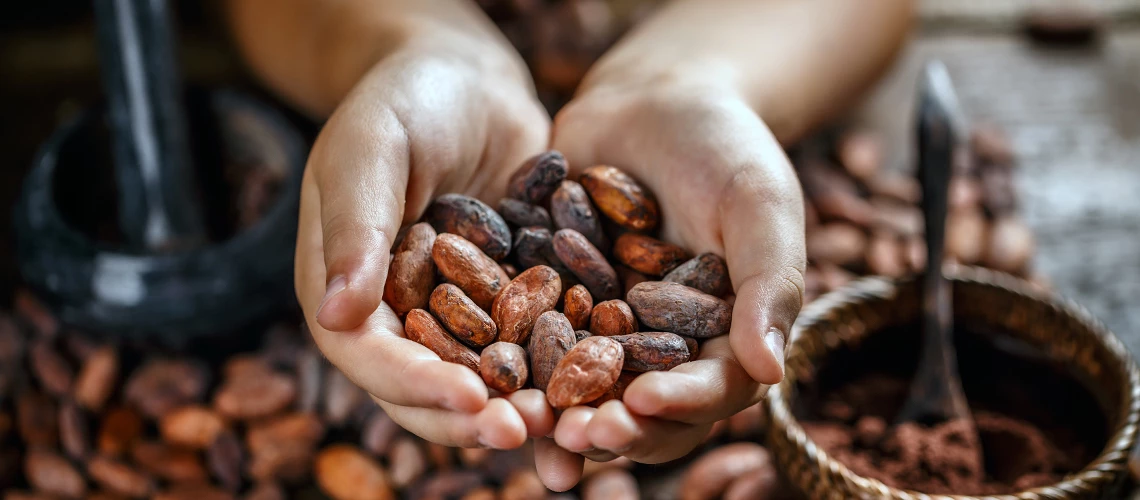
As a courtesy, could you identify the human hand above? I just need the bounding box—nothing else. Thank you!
[294,44,556,449]
[534,80,807,489]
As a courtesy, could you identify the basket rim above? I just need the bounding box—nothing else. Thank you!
[767,266,1140,500]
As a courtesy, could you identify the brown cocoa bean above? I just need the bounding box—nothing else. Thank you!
[507,150,568,204]
[88,456,153,498]
[405,470,484,500]
[806,223,867,266]
[491,265,561,344]
[160,406,225,450]
[24,449,86,498]
[361,411,400,456]
[980,165,1018,216]
[626,281,731,338]
[124,359,209,419]
[579,165,659,232]
[432,233,510,310]
[589,300,636,337]
[575,330,592,342]
[610,332,689,372]
[869,198,922,237]
[430,284,498,347]
[244,482,285,500]
[683,336,700,361]
[497,198,552,229]
[678,442,771,500]
[867,174,921,205]
[662,253,730,297]
[550,181,608,251]
[616,265,649,296]
[946,208,988,264]
[247,413,325,457]
[588,371,638,407]
[98,406,142,457]
[546,336,624,409]
[426,443,453,471]
[383,222,437,316]
[563,284,593,331]
[501,263,519,279]
[131,441,208,483]
[460,487,496,500]
[985,216,1035,274]
[425,194,512,261]
[154,484,235,500]
[866,233,907,278]
[582,469,638,500]
[58,400,89,461]
[314,445,394,500]
[214,370,296,421]
[527,311,576,391]
[296,347,323,414]
[387,437,427,489]
[552,229,620,301]
[74,346,118,411]
[457,447,489,468]
[501,470,548,500]
[722,466,783,500]
[799,161,874,226]
[404,309,480,371]
[322,366,365,426]
[17,391,57,448]
[247,445,312,483]
[30,339,72,396]
[479,342,529,393]
[836,131,882,180]
[613,233,690,276]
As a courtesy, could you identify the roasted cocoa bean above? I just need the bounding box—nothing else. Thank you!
[387,437,427,489]
[610,332,689,372]
[432,233,510,310]
[946,208,988,264]
[613,233,690,276]
[98,406,142,457]
[546,336,624,409]
[88,456,153,498]
[579,165,659,232]
[497,198,552,229]
[589,300,636,337]
[563,284,593,331]
[806,223,867,266]
[527,311,576,391]
[30,339,72,396]
[322,366,365,426]
[404,309,480,371]
[985,216,1034,274]
[491,265,561,344]
[589,371,638,407]
[662,253,730,297]
[552,229,620,301]
[17,391,57,448]
[626,281,731,338]
[214,370,296,420]
[361,411,400,456]
[869,198,922,237]
[425,194,512,261]
[131,441,208,483]
[383,222,437,316]
[58,400,89,461]
[124,359,209,419]
[550,180,608,251]
[867,174,921,205]
[24,449,86,498]
[74,346,118,411]
[678,442,771,500]
[501,470,548,500]
[160,406,225,450]
[575,330,592,342]
[616,265,649,296]
[683,336,700,361]
[582,469,638,500]
[479,342,529,393]
[430,284,498,347]
[314,445,394,500]
[512,226,557,270]
[246,440,312,483]
[507,150,568,204]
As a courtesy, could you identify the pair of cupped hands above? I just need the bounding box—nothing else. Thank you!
[294,45,806,491]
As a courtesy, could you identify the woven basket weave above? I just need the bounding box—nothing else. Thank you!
[766,267,1140,500]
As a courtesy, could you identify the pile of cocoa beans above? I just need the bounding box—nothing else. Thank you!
[388,151,730,411]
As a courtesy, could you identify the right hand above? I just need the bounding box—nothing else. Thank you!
[294,44,553,449]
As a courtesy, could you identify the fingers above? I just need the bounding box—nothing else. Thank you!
[534,437,584,492]
[378,396,526,449]
[504,389,555,438]
[585,401,712,464]
[553,407,596,453]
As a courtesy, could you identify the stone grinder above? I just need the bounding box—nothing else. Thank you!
[13,0,306,345]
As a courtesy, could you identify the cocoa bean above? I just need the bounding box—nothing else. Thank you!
[582,469,638,500]
[479,342,529,393]
[806,223,867,266]
[551,229,620,301]
[246,413,324,457]
[457,447,489,468]
[124,359,209,419]
[17,391,57,448]
[588,371,637,407]
[404,309,480,371]
[432,233,510,311]
[575,330,592,342]
[223,355,272,380]
[430,284,498,347]
[550,181,608,251]
[160,406,225,450]
[512,226,559,270]
[683,336,700,361]
[87,456,153,498]
[836,131,882,180]
[387,437,427,489]
[799,161,873,226]
[985,216,1035,274]
[866,233,907,278]
[626,281,731,338]
[74,346,118,411]
[616,265,649,296]
[610,332,689,372]
[24,449,86,498]
[361,411,400,456]
[296,347,323,414]
[980,165,1018,216]
[214,370,296,420]
[427,443,453,471]
[154,484,235,500]
[613,233,690,276]
[14,290,58,338]
[425,194,512,261]
[244,482,285,500]
[949,177,983,211]
[58,400,89,461]
[527,311,576,391]
[678,442,771,500]
[501,470,548,500]
[563,284,593,331]
[247,441,311,483]
[589,300,636,337]
[404,470,483,500]
[662,253,730,297]
[869,198,922,237]
[383,222,437,316]
[501,263,519,279]
[322,367,365,426]
[460,487,497,500]
[98,406,142,457]
[507,150,568,204]
[546,336,623,409]
[579,165,659,232]
[491,265,561,344]
[497,198,552,229]
[867,174,921,205]
[314,445,394,500]
[946,208,988,264]
[131,441,208,483]
[29,339,72,396]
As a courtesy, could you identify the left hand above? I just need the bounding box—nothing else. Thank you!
[534,80,807,490]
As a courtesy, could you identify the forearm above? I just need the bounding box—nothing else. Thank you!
[581,0,914,143]
[226,0,530,117]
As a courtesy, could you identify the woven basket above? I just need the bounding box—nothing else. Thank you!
[766,267,1140,500]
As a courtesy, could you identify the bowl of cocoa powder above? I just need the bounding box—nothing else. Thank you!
[766,266,1140,499]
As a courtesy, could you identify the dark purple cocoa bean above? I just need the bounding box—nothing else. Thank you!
[663,253,731,297]
[551,181,608,251]
[425,194,512,261]
[609,332,690,372]
[498,198,553,229]
[507,150,569,204]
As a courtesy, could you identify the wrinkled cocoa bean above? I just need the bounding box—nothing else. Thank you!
[626,281,731,338]
[124,359,209,419]
[946,208,988,264]
[322,367,365,426]
[589,300,636,337]
[24,449,86,498]
[491,265,561,344]
[30,340,72,396]
[683,336,700,361]
[387,437,427,489]
[74,346,118,411]
[678,442,772,500]
[616,265,649,296]
[497,198,552,229]
[512,226,558,270]
[425,194,512,261]
[214,370,296,421]
[550,181,608,251]
[610,332,689,372]
[563,284,593,331]
[383,222,437,316]
[501,470,548,500]
[160,406,226,450]
[507,150,568,204]
[131,441,208,483]
[582,469,638,500]
[806,223,867,266]
[579,165,659,232]
[430,284,498,347]
[432,233,510,310]
[404,309,480,371]
[985,216,1035,274]
[527,311,576,391]
[314,445,394,500]
[479,342,529,393]
[361,411,400,456]
[662,253,730,297]
[552,229,620,301]
[613,233,690,276]
[17,391,57,447]
[98,406,142,457]
[88,456,153,498]
[58,400,89,461]
[546,336,624,409]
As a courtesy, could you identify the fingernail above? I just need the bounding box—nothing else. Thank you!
[599,444,631,454]
[763,327,786,380]
[316,275,347,318]
[476,434,495,449]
